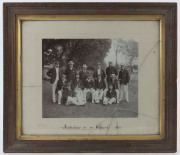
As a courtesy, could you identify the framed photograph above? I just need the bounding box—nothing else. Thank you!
[3,2,177,153]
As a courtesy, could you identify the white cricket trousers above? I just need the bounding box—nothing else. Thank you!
[83,88,95,103]
[103,97,116,105]
[94,89,104,103]
[119,84,129,102]
[52,81,58,102]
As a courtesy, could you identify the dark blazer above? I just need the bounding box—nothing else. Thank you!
[118,69,130,85]
[56,79,67,94]
[93,69,106,80]
[106,89,117,98]
[108,79,119,89]
[71,78,84,90]
[106,66,118,81]
[64,67,76,82]
[94,79,106,90]
[62,88,75,103]
[47,68,60,84]
[84,80,94,89]
[79,70,88,85]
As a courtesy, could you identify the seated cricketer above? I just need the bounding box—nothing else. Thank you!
[104,73,119,103]
[71,72,84,90]
[94,74,106,103]
[83,75,95,103]
[56,74,67,105]
[65,83,85,106]
[71,72,84,101]
[103,84,117,105]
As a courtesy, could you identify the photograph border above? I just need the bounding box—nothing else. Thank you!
[3,3,177,153]
[17,14,164,140]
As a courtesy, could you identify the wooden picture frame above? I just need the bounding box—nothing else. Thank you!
[3,2,177,153]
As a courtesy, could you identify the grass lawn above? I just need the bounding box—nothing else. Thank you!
[42,73,138,118]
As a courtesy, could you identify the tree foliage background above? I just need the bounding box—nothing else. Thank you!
[112,39,138,67]
[42,39,111,70]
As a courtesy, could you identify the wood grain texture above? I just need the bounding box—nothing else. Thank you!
[3,2,177,153]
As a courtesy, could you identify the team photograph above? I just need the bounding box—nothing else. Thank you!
[42,39,138,118]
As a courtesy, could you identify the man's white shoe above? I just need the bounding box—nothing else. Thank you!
[58,102,61,105]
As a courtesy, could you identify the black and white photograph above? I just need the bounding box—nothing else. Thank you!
[42,39,138,118]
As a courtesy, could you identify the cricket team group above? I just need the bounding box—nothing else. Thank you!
[46,61,130,106]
